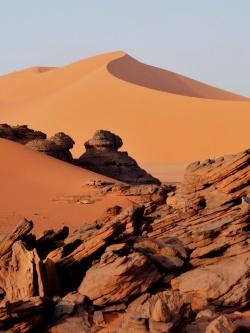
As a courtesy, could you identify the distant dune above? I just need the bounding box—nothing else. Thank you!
[108,54,248,100]
[0,51,249,181]
[0,138,129,234]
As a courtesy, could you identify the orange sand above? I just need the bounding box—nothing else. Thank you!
[0,139,130,235]
[0,51,249,180]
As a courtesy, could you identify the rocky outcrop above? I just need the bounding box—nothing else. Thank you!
[26,132,75,162]
[0,124,75,163]
[171,252,250,312]
[0,124,46,143]
[78,130,160,184]
[149,149,250,268]
[167,148,250,212]
[0,148,249,332]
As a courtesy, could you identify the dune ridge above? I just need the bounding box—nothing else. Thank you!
[108,54,248,100]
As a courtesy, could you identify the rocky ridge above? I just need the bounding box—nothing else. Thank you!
[0,147,249,332]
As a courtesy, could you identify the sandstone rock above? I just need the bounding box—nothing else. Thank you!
[53,300,75,321]
[0,241,45,302]
[62,291,86,305]
[167,149,250,212]
[0,124,46,144]
[0,297,52,331]
[48,306,91,333]
[53,205,144,270]
[93,310,105,326]
[134,237,187,271]
[116,313,149,333]
[171,253,250,311]
[117,290,190,333]
[78,130,160,185]
[149,200,250,267]
[78,251,161,306]
[205,315,236,333]
[0,219,33,259]
[148,290,190,326]
[26,132,75,162]
[102,303,127,313]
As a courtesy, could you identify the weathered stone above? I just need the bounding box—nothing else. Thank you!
[26,132,75,162]
[205,315,236,333]
[171,253,250,311]
[167,149,250,212]
[0,241,45,302]
[78,251,161,306]
[78,130,160,185]
[0,124,46,144]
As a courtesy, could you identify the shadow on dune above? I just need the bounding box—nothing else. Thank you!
[107,54,248,101]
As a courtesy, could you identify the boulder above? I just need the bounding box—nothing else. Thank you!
[78,250,161,306]
[171,253,250,311]
[78,130,160,185]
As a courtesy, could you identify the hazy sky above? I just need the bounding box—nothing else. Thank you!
[0,0,249,96]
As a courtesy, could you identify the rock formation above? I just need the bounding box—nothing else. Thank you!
[0,124,46,144]
[26,132,75,162]
[0,148,249,332]
[78,130,161,184]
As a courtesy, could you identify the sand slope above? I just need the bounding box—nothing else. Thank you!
[0,139,129,235]
[0,51,249,179]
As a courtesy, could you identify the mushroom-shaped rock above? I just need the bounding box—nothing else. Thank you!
[78,130,160,185]
[85,129,122,152]
[25,132,74,162]
[49,132,75,150]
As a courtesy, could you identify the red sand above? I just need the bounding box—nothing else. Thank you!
[0,139,130,235]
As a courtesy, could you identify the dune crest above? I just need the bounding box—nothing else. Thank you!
[108,53,248,100]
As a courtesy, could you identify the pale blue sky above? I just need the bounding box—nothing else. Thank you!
[0,0,249,96]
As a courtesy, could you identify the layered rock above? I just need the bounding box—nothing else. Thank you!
[167,148,250,212]
[26,132,75,162]
[0,124,46,144]
[171,252,250,312]
[78,250,161,306]
[0,147,249,332]
[78,130,160,184]
[149,149,250,268]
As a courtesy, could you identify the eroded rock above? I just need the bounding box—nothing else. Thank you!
[78,130,160,185]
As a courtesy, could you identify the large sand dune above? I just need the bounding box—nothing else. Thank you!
[0,51,249,180]
[0,139,129,234]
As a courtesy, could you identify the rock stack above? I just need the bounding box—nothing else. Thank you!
[26,132,75,162]
[0,148,249,332]
[78,130,160,185]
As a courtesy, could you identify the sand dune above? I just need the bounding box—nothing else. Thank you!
[0,51,249,181]
[0,139,129,235]
[108,54,248,100]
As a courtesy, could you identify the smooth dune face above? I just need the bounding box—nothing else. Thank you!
[108,54,248,100]
[0,51,249,181]
[0,139,129,234]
